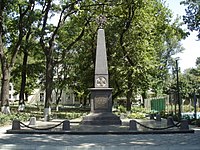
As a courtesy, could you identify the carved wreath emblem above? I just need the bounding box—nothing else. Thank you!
[96,76,107,87]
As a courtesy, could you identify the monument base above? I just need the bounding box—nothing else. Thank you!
[82,112,121,125]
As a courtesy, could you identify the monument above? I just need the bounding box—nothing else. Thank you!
[82,15,121,125]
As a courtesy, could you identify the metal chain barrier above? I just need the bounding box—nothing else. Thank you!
[134,120,181,130]
[18,120,181,131]
[19,121,65,130]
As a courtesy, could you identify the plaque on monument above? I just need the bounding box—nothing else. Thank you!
[94,96,108,110]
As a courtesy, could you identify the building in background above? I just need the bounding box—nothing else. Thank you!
[8,83,77,106]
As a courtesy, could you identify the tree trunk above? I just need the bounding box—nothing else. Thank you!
[1,65,11,114]
[126,70,132,111]
[0,35,11,114]
[83,95,87,107]
[25,92,28,101]
[56,90,62,112]
[18,25,32,110]
[0,1,10,114]
[56,89,62,105]
[126,90,132,111]
[141,91,147,108]
[45,54,53,108]
[18,49,28,111]
[44,50,53,121]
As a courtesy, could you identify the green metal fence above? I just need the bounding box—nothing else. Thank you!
[150,98,165,112]
[145,97,168,112]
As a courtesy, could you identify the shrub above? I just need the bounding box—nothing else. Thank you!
[10,113,30,122]
[117,105,126,113]
[127,113,146,119]
[183,105,194,112]
[0,112,30,126]
[160,111,171,119]
[131,106,149,114]
[52,112,84,119]
[0,113,10,125]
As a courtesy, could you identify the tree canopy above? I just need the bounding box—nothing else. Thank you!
[0,0,187,112]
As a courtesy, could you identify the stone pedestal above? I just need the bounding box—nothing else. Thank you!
[82,112,121,125]
[90,88,112,113]
[82,88,121,125]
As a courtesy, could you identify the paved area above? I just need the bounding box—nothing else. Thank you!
[0,119,200,150]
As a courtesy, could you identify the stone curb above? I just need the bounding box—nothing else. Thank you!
[6,129,194,134]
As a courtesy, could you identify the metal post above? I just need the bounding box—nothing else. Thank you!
[194,90,197,120]
[176,59,181,121]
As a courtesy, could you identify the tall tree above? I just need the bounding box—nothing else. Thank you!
[58,0,186,111]
[36,0,92,119]
[0,0,35,113]
[11,41,45,106]
[106,0,186,109]
[18,1,38,110]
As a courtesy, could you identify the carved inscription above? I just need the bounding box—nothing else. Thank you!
[94,96,108,109]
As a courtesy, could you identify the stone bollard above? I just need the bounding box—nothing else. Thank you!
[62,120,70,130]
[167,116,174,126]
[149,114,154,120]
[12,120,20,130]
[180,119,189,130]
[29,117,36,125]
[156,114,161,121]
[44,115,50,122]
[129,120,137,130]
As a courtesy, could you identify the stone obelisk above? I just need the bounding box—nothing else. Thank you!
[82,16,121,125]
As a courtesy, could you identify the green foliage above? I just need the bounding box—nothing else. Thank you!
[127,113,146,119]
[1,0,187,112]
[179,66,200,99]
[159,110,171,119]
[0,113,11,126]
[29,111,43,120]
[181,0,200,39]
[0,105,87,125]
[115,105,148,119]
[183,105,194,112]
[117,105,127,113]
[10,113,30,122]
[131,106,150,114]
[0,112,30,126]
[52,112,85,120]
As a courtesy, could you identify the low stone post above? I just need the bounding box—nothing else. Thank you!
[129,120,137,130]
[12,120,20,130]
[180,119,189,130]
[62,120,70,130]
[149,114,154,120]
[29,117,36,125]
[156,114,161,121]
[167,116,174,126]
